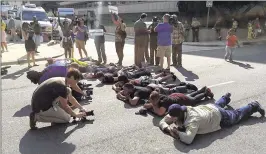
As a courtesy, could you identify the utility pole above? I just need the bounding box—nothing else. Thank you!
[206,1,213,28]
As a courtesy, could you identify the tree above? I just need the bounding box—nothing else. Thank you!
[41,2,60,17]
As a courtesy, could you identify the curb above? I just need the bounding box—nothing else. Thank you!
[242,40,266,45]
[1,53,64,66]
[182,43,225,47]
[106,33,266,47]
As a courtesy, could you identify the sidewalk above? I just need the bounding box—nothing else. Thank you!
[105,33,266,47]
[1,42,64,66]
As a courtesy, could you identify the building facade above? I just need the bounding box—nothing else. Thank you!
[59,1,179,26]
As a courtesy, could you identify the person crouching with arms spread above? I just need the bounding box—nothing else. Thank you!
[29,68,90,130]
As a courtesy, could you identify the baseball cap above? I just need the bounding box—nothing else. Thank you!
[168,104,187,117]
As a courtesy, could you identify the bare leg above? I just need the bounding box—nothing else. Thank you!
[166,56,171,69]
[1,43,4,51]
[82,47,88,58]
[31,52,37,65]
[27,52,31,67]
[3,42,8,51]
[78,48,83,58]
[159,57,164,69]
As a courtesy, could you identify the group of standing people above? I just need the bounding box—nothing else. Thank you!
[133,13,185,70]
[57,14,89,59]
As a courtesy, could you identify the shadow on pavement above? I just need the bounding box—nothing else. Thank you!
[184,45,266,64]
[19,120,94,154]
[173,116,266,152]
[2,67,29,80]
[174,67,199,81]
[13,105,31,117]
[229,61,254,69]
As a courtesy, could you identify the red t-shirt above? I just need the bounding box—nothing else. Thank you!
[226,35,238,47]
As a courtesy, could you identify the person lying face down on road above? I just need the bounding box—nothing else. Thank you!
[159,93,265,145]
[116,81,197,106]
[26,63,88,97]
[29,68,92,130]
[112,71,177,92]
[141,86,213,116]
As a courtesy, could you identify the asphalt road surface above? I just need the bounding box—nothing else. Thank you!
[2,44,266,154]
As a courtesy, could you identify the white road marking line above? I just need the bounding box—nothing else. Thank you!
[208,81,235,88]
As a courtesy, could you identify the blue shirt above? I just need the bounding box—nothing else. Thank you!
[155,22,173,46]
[75,25,87,41]
[39,66,67,84]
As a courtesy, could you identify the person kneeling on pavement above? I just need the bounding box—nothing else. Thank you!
[140,86,213,116]
[159,93,265,144]
[30,69,91,130]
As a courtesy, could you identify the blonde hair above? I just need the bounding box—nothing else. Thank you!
[70,62,79,69]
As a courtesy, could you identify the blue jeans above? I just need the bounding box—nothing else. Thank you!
[215,96,253,127]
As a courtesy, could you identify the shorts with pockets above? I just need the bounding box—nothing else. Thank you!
[157,45,172,58]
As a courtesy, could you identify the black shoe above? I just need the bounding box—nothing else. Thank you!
[29,112,37,130]
[205,88,214,99]
[35,51,40,53]
[170,72,177,81]
[199,86,207,93]
[251,101,265,117]
[179,82,186,86]
[186,83,198,91]
[135,108,148,116]
[170,64,177,66]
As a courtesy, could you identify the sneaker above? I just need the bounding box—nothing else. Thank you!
[135,108,148,116]
[29,112,37,130]
[186,83,198,91]
[251,101,265,117]
[179,82,187,86]
[205,88,214,99]
[170,72,177,81]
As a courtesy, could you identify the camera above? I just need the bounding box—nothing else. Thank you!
[72,110,94,122]
[169,15,177,25]
[71,81,93,101]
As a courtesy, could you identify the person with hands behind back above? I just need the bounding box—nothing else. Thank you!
[29,68,91,130]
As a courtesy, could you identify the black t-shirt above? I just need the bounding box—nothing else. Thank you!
[31,77,69,113]
[131,86,152,100]
[94,25,106,44]
[158,93,188,110]
[102,73,115,83]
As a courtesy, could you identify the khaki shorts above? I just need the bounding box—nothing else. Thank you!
[157,45,172,58]
[76,39,85,49]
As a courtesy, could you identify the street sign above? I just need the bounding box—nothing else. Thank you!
[206,1,213,7]
[89,29,104,36]
[108,6,118,14]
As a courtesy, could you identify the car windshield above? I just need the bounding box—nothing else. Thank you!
[22,11,48,21]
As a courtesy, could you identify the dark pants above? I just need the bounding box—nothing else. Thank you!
[184,29,190,42]
[134,36,146,67]
[192,28,199,42]
[185,87,206,105]
[95,42,106,63]
[64,48,72,59]
[150,42,159,65]
[130,70,151,79]
[144,38,150,63]
[172,43,182,66]
[215,29,221,40]
[215,95,259,127]
[115,41,125,65]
